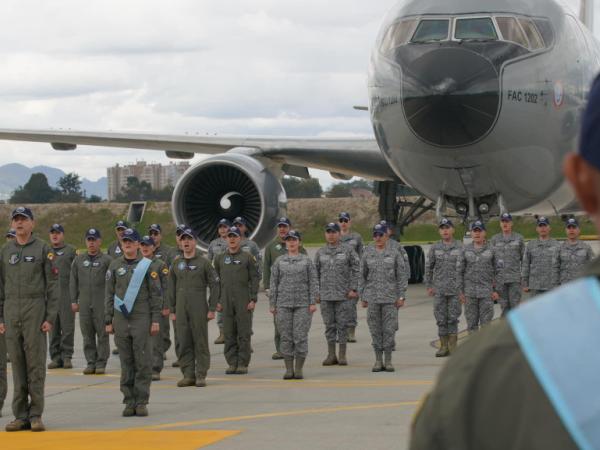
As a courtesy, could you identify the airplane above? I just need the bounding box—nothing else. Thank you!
[0,0,598,251]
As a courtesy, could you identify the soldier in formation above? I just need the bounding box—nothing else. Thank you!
[457,221,499,334]
[214,226,259,374]
[424,218,462,357]
[522,217,560,296]
[558,218,594,284]
[70,228,112,375]
[314,222,360,366]
[208,218,232,345]
[104,228,161,417]
[338,212,363,342]
[48,224,78,370]
[269,230,318,380]
[168,227,219,387]
[360,223,408,372]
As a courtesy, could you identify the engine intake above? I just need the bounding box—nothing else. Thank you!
[172,153,286,249]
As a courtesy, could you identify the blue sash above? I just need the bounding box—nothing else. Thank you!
[508,277,600,450]
[114,258,152,317]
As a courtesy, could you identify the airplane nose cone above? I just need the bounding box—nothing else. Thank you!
[402,47,500,147]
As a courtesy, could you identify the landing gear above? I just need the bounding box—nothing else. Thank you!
[376,181,433,284]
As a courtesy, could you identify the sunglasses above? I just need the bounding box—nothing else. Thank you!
[339,219,349,223]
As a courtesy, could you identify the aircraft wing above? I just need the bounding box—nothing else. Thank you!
[0,128,399,181]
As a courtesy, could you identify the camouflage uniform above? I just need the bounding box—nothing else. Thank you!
[269,254,318,358]
[425,240,462,336]
[0,333,6,414]
[314,244,360,344]
[558,240,594,284]
[70,251,113,370]
[490,232,525,316]
[457,243,498,333]
[359,244,408,352]
[48,244,77,366]
[263,239,307,355]
[105,256,162,408]
[340,232,364,330]
[522,239,560,295]
[0,237,58,421]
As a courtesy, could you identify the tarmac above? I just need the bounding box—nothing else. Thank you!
[0,244,509,449]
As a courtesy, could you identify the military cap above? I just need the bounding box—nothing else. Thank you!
[121,228,140,242]
[148,223,161,233]
[180,227,196,239]
[500,213,513,222]
[339,212,351,221]
[373,223,387,236]
[439,218,454,228]
[284,230,301,240]
[218,218,232,228]
[277,217,292,226]
[85,228,101,239]
[325,222,340,232]
[566,218,579,228]
[537,216,550,226]
[227,226,242,237]
[140,235,155,246]
[232,216,248,226]
[470,220,486,231]
[115,220,129,230]
[11,206,33,220]
[49,223,64,233]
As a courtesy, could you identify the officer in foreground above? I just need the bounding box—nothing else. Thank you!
[168,228,219,388]
[105,228,161,417]
[490,213,525,316]
[410,75,600,450]
[557,218,594,284]
[269,230,318,380]
[424,218,462,357]
[48,224,78,370]
[0,207,58,432]
[314,222,360,366]
[70,228,112,375]
[208,218,231,345]
[214,226,259,375]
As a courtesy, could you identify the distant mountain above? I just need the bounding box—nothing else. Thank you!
[0,163,107,200]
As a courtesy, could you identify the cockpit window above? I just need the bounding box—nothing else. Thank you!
[495,17,529,48]
[454,18,497,40]
[533,19,554,47]
[380,19,418,54]
[411,19,449,43]
[518,18,544,49]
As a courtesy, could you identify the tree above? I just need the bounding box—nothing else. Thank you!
[85,195,103,203]
[57,172,83,202]
[116,177,153,202]
[10,173,60,203]
[326,183,352,198]
[282,177,322,198]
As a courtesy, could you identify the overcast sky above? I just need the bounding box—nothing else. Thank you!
[0,0,598,188]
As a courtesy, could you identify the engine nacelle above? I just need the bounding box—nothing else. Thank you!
[172,153,286,249]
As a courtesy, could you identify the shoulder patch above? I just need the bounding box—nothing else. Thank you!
[150,271,158,279]
[105,270,112,281]
[47,252,54,261]
[162,267,169,275]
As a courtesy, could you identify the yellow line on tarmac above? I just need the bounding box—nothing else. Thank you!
[138,401,419,430]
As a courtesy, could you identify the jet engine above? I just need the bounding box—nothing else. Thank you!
[172,153,286,249]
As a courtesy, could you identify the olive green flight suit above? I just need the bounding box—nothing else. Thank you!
[105,256,162,408]
[49,244,77,364]
[263,238,307,354]
[149,257,169,375]
[0,333,7,414]
[107,241,124,259]
[70,251,112,369]
[168,253,219,381]
[0,236,58,420]
[214,250,259,368]
[154,244,175,357]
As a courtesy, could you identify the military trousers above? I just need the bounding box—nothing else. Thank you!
[465,296,494,333]
[433,294,461,336]
[49,298,75,362]
[498,282,522,317]
[348,298,358,328]
[113,313,152,407]
[0,333,7,411]
[80,307,110,369]
[276,306,312,358]
[5,301,47,419]
[217,311,224,330]
[367,302,398,352]
[176,305,210,380]
[320,300,350,344]
[171,319,180,360]
[151,314,171,373]
[223,300,253,367]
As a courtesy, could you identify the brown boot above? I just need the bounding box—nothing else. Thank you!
[195,378,207,387]
[347,327,357,343]
[83,366,95,375]
[47,360,62,369]
[135,405,148,416]
[322,343,338,366]
[5,419,31,432]
[384,351,395,372]
[283,358,294,380]
[30,417,45,432]
[338,343,348,366]
[214,330,225,344]
[372,351,383,372]
[448,334,458,354]
[436,336,450,357]
[294,357,306,379]
[62,358,73,369]
[177,378,195,387]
